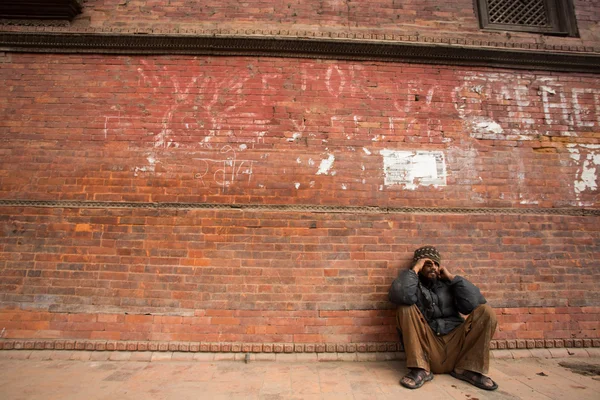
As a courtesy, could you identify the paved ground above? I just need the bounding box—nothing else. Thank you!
[0,352,598,399]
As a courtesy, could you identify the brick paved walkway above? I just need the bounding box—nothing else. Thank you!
[0,350,598,399]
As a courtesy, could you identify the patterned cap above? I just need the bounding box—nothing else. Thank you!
[413,246,441,265]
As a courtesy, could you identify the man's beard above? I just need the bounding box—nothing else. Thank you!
[418,272,437,286]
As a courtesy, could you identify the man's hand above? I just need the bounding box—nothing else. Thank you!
[438,265,455,281]
[411,258,431,274]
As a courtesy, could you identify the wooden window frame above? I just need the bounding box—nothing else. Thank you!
[474,0,579,37]
[0,0,82,21]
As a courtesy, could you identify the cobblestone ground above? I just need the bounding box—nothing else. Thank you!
[0,351,598,399]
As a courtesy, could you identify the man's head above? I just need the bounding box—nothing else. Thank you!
[413,246,441,280]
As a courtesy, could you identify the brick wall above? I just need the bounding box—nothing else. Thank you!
[0,205,598,344]
[0,53,599,346]
[1,55,599,207]
[2,1,599,51]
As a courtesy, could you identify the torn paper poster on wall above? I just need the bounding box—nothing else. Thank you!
[380,150,447,190]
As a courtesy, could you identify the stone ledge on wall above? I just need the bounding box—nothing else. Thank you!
[1,338,598,354]
[0,31,599,73]
[0,348,598,363]
[0,25,598,55]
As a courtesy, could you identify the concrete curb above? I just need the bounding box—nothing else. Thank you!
[0,348,598,362]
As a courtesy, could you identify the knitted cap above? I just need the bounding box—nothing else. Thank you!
[413,246,441,265]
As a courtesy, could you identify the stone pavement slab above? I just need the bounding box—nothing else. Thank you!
[0,355,598,399]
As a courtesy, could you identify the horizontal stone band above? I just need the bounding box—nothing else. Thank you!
[1,32,599,74]
[1,338,598,353]
[0,199,597,216]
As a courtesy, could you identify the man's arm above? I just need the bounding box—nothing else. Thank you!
[388,258,428,305]
[439,265,486,314]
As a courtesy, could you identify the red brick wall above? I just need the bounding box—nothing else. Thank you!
[15,1,600,48]
[0,53,599,346]
[2,1,598,51]
[1,55,599,207]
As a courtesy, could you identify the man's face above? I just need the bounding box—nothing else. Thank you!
[419,260,439,280]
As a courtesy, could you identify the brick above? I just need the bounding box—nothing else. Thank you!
[171,352,195,361]
[529,349,552,359]
[69,351,92,361]
[510,349,532,359]
[548,348,570,358]
[151,352,173,362]
[1,30,599,351]
[193,353,215,361]
[565,348,589,357]
[492,350,514,359]
[109,351,132,361]
[89,351,111,361]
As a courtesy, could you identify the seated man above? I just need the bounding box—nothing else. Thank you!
[388,246,498,391]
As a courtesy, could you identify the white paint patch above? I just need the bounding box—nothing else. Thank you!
[362,147,371,155]
[567,144,600,196]
[380,150,447,190]
[133,154,157,177]
[577,165,598,193]
[296,157,302,164]
[341,184,347,190]
[295,183,300,189]
[288,132,303,142]
[520,199,539,205]
[308,158,315,166]
[567,146,581,162]
[316,154,335,175]
[464,116,504,139]
[239,144,247,150]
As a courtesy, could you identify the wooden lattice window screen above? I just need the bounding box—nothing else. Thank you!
[475,0,578,36]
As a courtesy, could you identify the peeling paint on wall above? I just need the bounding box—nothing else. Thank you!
[380,150,446,190]
[316,153,335,175]
[567,144,600,198]
[463,116,505,140]
[452,72,600,141]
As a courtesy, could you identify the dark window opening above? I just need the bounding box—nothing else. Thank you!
[475,0,578,37]
[0,0,82,21]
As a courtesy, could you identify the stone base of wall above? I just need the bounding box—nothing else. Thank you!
[0,347,599,363]
[1,337,598,354]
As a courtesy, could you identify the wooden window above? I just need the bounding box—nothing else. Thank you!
[475,0,578,37]
[0,0,82,21]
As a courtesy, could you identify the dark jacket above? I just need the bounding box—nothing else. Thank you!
[389,269,486,336]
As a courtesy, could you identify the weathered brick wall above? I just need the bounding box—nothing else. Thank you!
[1,55,599,207]
[2,1,599,51]
[0,53,599,346]
[0,206,598,344]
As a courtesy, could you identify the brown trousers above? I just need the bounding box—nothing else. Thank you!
[396,304,497,374]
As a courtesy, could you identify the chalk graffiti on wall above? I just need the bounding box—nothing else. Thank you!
[193,145,254,188]
[98,60,599,200]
